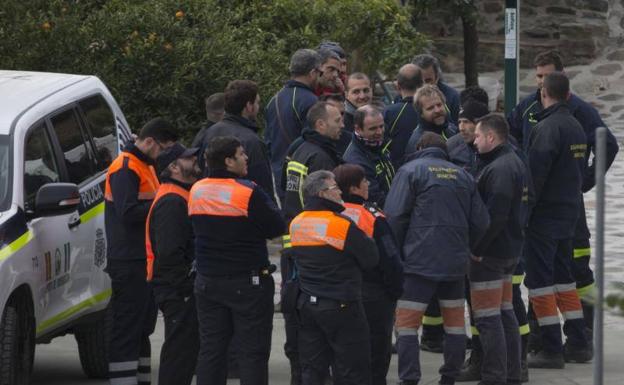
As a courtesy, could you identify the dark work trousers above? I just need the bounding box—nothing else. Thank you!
[157,295,200,385]
[194,272,275,385]
[297,294,372,385]
[363,296,396,385]
[281,250,300,364]
[524,228,588,354]
[395,274,465,384]
[107,259,158,385]
[469,258,521,385]
[572,206,595,329]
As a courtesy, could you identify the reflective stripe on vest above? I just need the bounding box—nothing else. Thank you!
[188,178,253,217]
[145,183,190,281]
[341,202,378,238]
[289,211,350,251]
[105,151,159,202]
[285,160,308,207]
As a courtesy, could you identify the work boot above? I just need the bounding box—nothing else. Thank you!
[563,343,593,363]
[420,333,444,353]
[456,348,482,382]
[527,350,565,369]
[520,335,529,383]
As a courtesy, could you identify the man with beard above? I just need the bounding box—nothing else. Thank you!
[344,72,373,133]
[446,100,489,176]
[343,104,395,207]
[146,143,201,385]
[191,136,285,385]
[412,54,461,125]
[404,85,458,164]
[315,48,343,97]
[201,80,275,200]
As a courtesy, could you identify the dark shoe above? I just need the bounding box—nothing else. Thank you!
[456,350,482,382]
[527,350,565,369]
[420,335,444,353]
[392,342,398,354]
[563,343,593,363]
[526,320,542,353]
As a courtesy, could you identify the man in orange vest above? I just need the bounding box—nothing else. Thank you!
[104,118,178,385]
[146,143,201,385]
[289,170,379,385]
[189,136,285,385]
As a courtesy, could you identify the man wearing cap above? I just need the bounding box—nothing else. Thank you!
[447,100,490,176]
[146,144,201,385]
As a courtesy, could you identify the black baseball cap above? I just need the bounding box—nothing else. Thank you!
[156,143,199,175]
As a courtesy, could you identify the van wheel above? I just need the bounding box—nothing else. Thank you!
[75,308,110,379]
[0,304,34,385]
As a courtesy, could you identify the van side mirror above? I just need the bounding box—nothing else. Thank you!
[35,183,80,216]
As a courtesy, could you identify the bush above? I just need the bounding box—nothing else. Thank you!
[0,0,428,142]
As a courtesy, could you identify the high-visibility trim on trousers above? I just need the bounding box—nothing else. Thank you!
[529,286,560,326]
[440,299,465,335]
[396,300,427,333]
[573,247,591,259]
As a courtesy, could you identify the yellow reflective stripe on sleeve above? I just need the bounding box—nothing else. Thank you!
[422,316,444,326]
[577,282,595,298]
[512,274,525,285]
[80,202,105,224]
[573,248,591,259]
[283,234,292,249]
[519,323,531,336]
[470,326,479,336]
[36,289,112,334]
[0,230,34,262]
[287,161,308,175]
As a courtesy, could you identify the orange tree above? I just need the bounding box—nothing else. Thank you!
[0,0,428,141]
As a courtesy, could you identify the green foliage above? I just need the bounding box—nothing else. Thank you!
[606,281,624,316]
[0,0,427,142]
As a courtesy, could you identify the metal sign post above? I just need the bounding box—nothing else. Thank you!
[594,126,606,385]
[504,0,519,114]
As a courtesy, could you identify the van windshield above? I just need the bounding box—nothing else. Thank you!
[0,135,10,211]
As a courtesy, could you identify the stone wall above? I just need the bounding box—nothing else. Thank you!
[420,0,610,72]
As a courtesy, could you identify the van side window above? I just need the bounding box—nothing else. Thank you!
[50,109,97,185]
[79,95,117,170]
[24,125,60,211]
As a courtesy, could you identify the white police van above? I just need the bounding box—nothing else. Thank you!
[0,70,132,384]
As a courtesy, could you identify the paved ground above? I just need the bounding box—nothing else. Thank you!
[30,311,624,385]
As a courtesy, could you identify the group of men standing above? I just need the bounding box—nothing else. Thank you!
[102,41,618,385]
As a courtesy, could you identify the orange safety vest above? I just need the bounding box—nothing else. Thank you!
[289,211,351,251]
[188,178,253,217]
[145,183,190,281]
[104,151,160,202]
[341,202,384,238]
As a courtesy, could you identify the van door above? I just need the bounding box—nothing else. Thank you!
[22,122,85,336]
[34,107,106,335]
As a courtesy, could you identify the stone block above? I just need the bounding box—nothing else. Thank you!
[590,63,622,76]
[546,6,577,15]
[582,0,608,13]
[483,1,503,13]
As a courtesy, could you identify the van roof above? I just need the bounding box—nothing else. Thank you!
[0,70,92,135]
